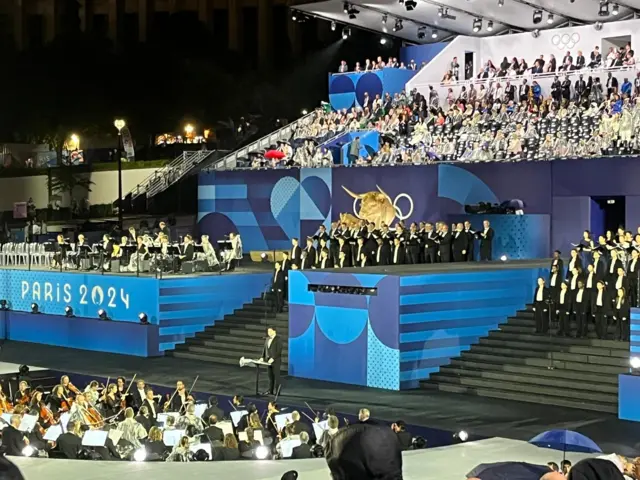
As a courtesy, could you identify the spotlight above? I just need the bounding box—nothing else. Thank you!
[498,0,504,6]
[380,37,387,45]
[546,13,554,24]
[487,20,494,32]
[255,445,271,460]
[98,309,109,320]
[532,29,540,38]
[392,19,403,32]
[381,14,388,32]
[301,109,308,115]
[532,10,543,24]
[456,430,469,442]
[472,18,482,33]
[431,29,438,39]
[139,313,149,325]
[65,306,74,318]
[133,447,147,462]
[594,21,603,30]
[331,21,336,31]
[631,357,640,369]
[405,0,417,11]
[341,27,350,40]
[291,11,297,21]
[347,6,359,19]
[0,300,7,311]
[30,303,39,314]
[343,2,349,13]
[500,255,508,262]
[612,3,619,15]
[22,445,35,457]
[599,1,609,16]
[417,27,426,39]
[437,6,444,16]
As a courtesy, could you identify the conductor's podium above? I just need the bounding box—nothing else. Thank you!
[287,259,548,391]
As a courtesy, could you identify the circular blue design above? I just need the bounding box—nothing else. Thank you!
[329,93,356,111]
[355,73,383,108]
[315,307,368,344]
[368,276,400,349]
[330,75,355,95]
[301,176,331,219]
[198,213,238,243]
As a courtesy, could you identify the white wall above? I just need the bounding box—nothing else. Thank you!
[407,19,640,94]
[0,168,158,211]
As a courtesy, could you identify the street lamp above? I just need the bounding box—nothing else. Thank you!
[114,119,126,229]
[184,124,194,135]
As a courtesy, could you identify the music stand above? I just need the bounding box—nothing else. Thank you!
[239,357,270,396]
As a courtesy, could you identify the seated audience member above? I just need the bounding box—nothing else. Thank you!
[291,431,312,459]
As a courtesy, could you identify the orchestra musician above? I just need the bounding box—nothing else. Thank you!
[199,235,220,269]
[101,384,120,420]
[2,414,29,456]
[73,234,91,269]
[224,232,243,271]
[46,385,68,413]
[127,236,149,272]
[168,380,190,412]
[61,375,79,400]
[52,234,68,269]
[13,381,30,405]
[141,389,159,424]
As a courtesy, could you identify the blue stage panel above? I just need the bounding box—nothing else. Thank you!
[0,269,159,322]
[619,374,640,421]
[631,309,640,354]
[0,311,161,357]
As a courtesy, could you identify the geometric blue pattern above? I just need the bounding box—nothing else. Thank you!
[367,322,399,390]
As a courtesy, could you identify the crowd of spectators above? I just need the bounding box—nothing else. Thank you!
[337,56,425,73]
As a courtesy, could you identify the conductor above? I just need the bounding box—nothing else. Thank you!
[260,327,283,396]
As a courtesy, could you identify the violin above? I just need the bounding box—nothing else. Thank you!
[17,392,31,406]
[39,403,58,426]
[84,406,104,429]
[67,382,81,395]
[0,394,13,414]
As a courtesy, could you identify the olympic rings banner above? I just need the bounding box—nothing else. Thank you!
[0,270,159,323]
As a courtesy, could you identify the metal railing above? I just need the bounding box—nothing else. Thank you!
[130,150,215,200]
[205,112,315,171]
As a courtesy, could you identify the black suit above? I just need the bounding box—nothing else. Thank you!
[291,443,312,459]
[573,288,589,338]
[391,244,405,265]
[291,245,302,266]
[374,243,391,266]
[479,228,494,261]
[532,286,550,333]
[271,269,285,313]
[141,399,159,423]
[263,335,283,394]
[566,257,583,279]
[439,232,452,262]
[628,258,639,307]
[204,425,225,443]
[54,432,82,459]
[452,231,469,262]
[202,405,225,425]
[303,247,316,268]
[551,258,564,278]
[423,231,438,264]
[464,229,475,261]
[591,289,610,339]
[556,290,573,336]
[612,296,631,341]
[317,256,333,269]
[135,414,152,433]
[2,425,27,456]
[132,388,149,410]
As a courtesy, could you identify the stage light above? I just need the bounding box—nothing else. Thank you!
[392,19,403,32]
[532,29,540,38]
[437,6,444,16]
[417,26,426,39]
[341,27,350,40]
[114,119,126,133]
[98,309,109,320]
[22,445,35,457]
[630,357,640,369]
[405,0,417,11]
[431,29,438,39]
[599,1,609,16]
[139,313,149,325]
[331,21,336,31]
[487,21,493,32]
[184,124,194,135]
[30,303,39,314]
[301,109,308,115]
[133,448,147,462]
[498,0,504,6]
[65,306,74,318]
[0,300,7,311]
[255,445,271,460]
[472,18,482,33]
[500,255,508,261]
[457,430,469,442]
[343,2,349,13]
[380,37,387,45]
[532,10,543,24]
[193,449,210,461]
[547,13,554,24]
[612,3,619,15]
[291,11,297,21]
[594,21,603,30]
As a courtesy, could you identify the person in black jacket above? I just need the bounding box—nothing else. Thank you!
[556,282,573,337]
[573,280,589,338]
[291,431,312,459]
[613,287,631,341]
[271,262,285,313]
[204,415,225,443]
[391,237,405,265]
[406,224,421,264]
[451,223,468,262]
[1,415,28,456]
[438,225,452,262]
[551,250,564,278]
[423,223,438,264]
[316,248,333,269]
[290,238,302,267]
[260,326,283,395]
[478,220,494,261]
[566,249,582,280]
[532,277,549,334]
[392,421,413,451]
[628,248,639,307]
[374,238,391,266]
[201,396,225,426]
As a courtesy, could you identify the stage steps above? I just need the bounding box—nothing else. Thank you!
[421,306,630,413]
[167,293,289,371]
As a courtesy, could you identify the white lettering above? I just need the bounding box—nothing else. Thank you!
[120,289,130,310]
[32,283,41,301]
[79,285,88,305]
[44,283,53,302]
[107,287,116,308]
[91,286,104,306]
[21,281,29,299]
[63,284,72,303]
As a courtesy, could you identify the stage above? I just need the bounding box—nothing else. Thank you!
[1,341,638,457]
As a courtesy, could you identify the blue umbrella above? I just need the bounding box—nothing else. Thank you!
[529,429,602,461]
[467,461,551,479]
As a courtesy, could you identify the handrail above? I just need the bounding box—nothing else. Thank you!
[205,112,316,172]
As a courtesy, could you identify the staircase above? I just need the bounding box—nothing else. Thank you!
[167,293,289,371]
[421,305,630,413]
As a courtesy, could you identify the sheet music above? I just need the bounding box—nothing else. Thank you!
[230,410,248,427]
[217,420,234,437]
[163,429,186,447]
[18,414,38,432]
[279,437,301,458]
[108,429,123,445]
[59,412,70,431]
[194,403,207,418]
[82,430,108,447]
[312,420,329,440]
[43,425,63,441]
[238,429,264,445]
[275,413,294,431]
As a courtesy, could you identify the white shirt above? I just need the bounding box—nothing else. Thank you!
[147,399,156,417]
[536,287,544,301]
[571,275,578,290]
[576,289,584,303]
[360,258,366,267]
[587,272,594,288]
[610,260,617,274]
[569,258,576,270]
[550,273,557,287]
[560,289,567,304]
[137,388,146,402]
[376,246,382,262]
[616,275,623,289]
[597,290,603,306]
[617,298,623,309]
[393,246,399,263]
[321,258,327,268]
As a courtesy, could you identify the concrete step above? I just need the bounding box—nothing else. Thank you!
[469,345,629,367]
[221,315,289,328]
[435,366,618,394]
[478,337,629,358]
[176,339,288,354]
[487,331,628,350]
[168,351,288,371]
[421,382,617,414]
